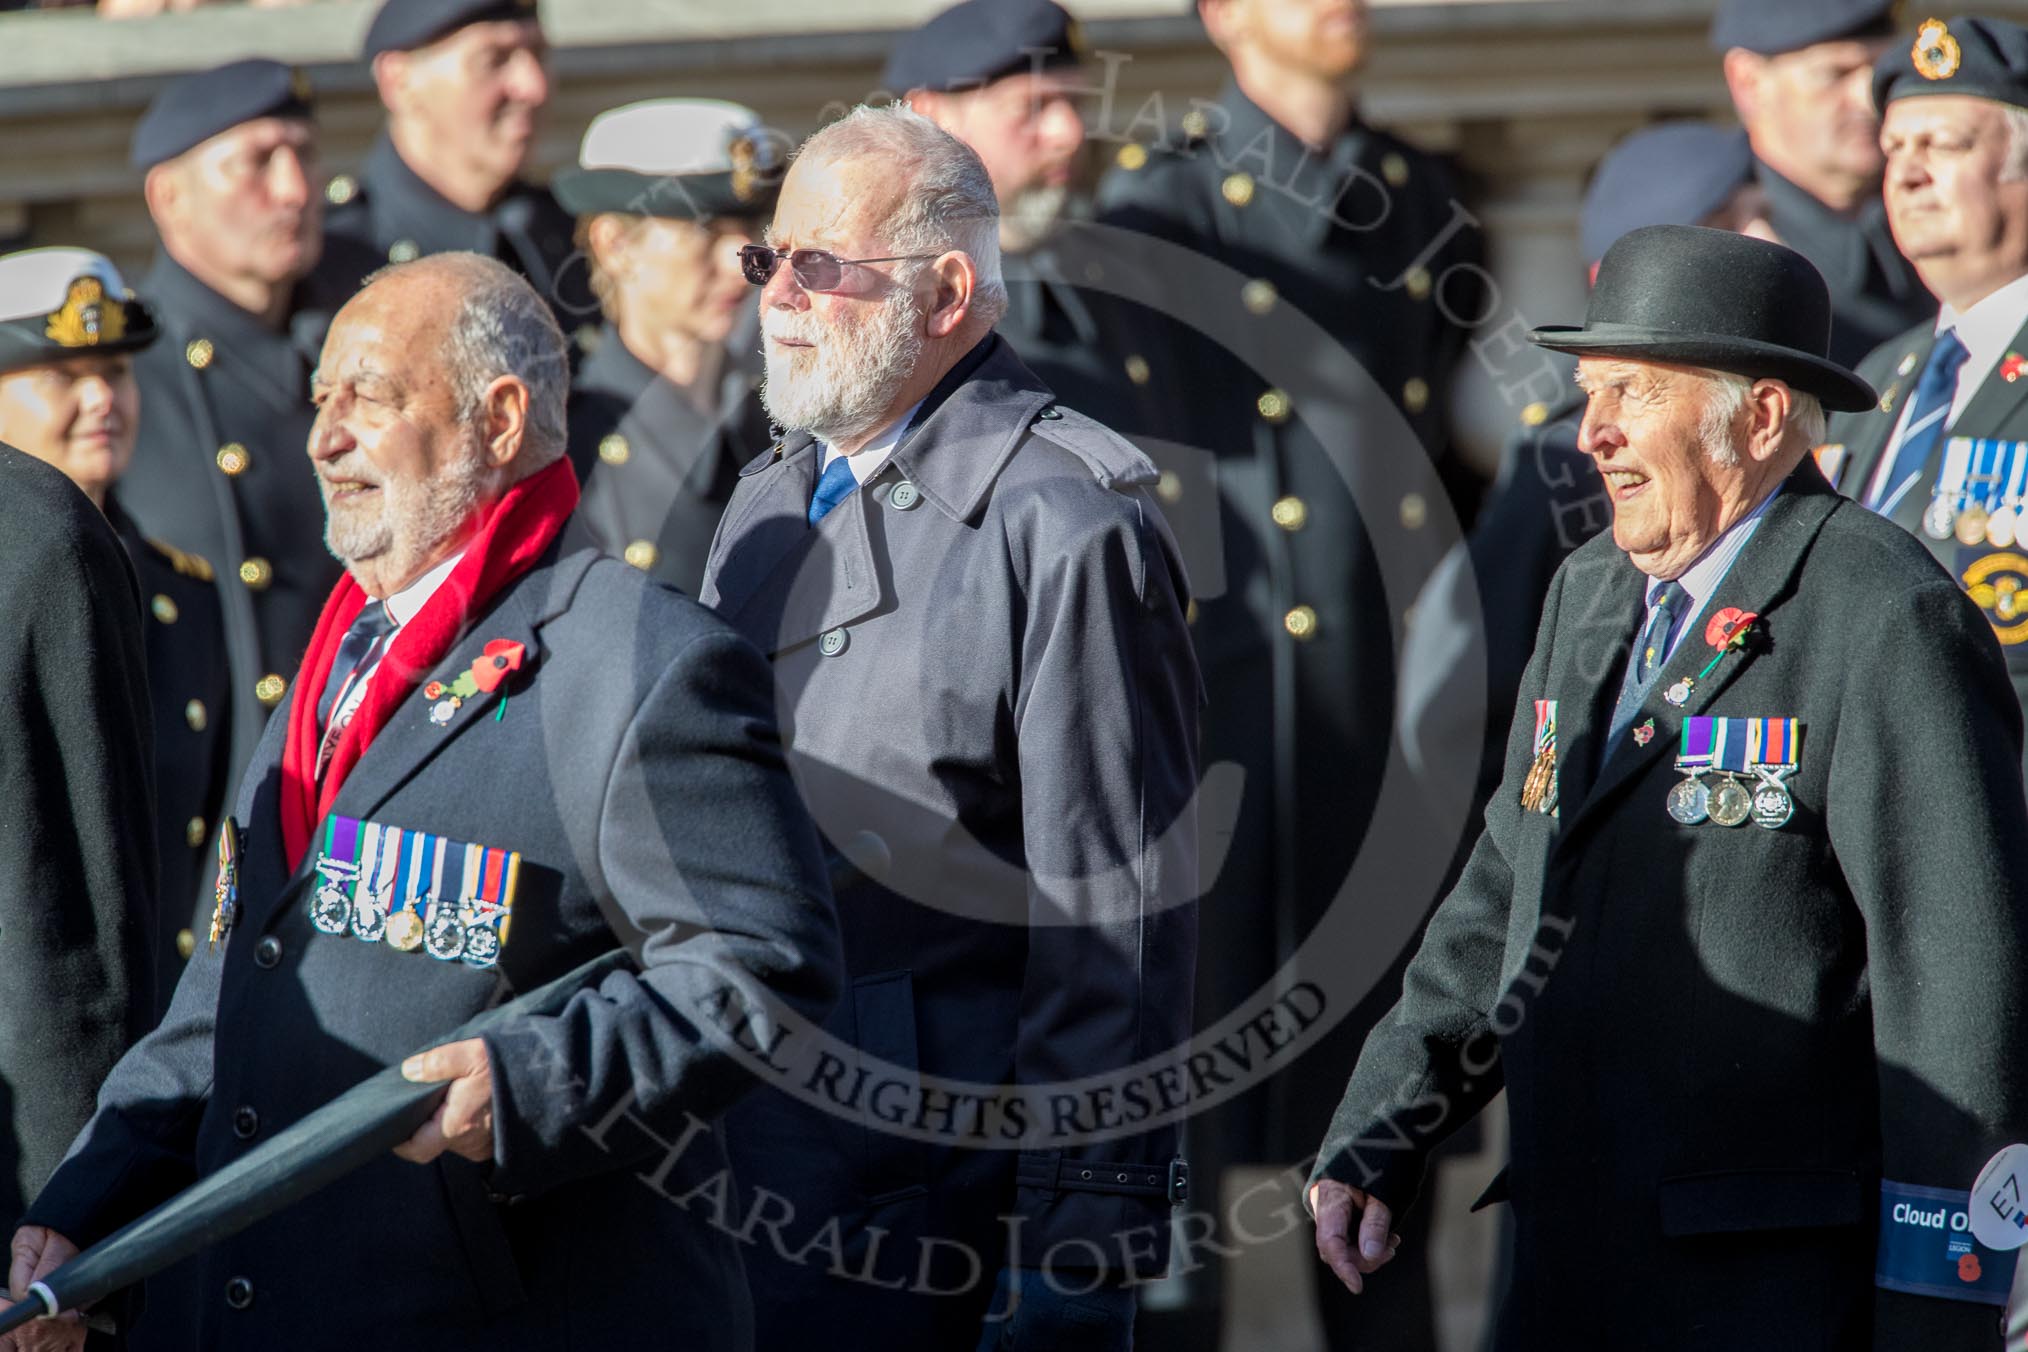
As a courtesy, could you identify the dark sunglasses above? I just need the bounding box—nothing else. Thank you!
[738,244,939,292]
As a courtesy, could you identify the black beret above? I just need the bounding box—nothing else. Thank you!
[363,0,540,60]
[1582,123,1755,267]
[882,0,1084,95]
[131,59,312,172]
[1874,15,2028,113]
[0,249,158,376]
[1709,0,1897,55]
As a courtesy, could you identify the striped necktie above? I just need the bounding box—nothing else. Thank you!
[1867,329,1969,514]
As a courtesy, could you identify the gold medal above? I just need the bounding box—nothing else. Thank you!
[1958,503,1991,547]
[1519,745,1556,814]
[385,910,425,952]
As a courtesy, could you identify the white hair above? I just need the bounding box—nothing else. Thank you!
[2002,104,2028,183]
[1697,368,1825,466]
[365,252,570,480]
[794,104,1009,327]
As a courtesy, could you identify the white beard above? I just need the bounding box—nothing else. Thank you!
[760,286,925,445]
[323,428,490,580]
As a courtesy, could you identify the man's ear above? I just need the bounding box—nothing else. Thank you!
[372,51,411,118]
[143,162,182,228]
[481,374,531,470]
[1721,49,1763,126]
[1748,378,1795,462]
[1199,0,1242,54]
[922,251,978,339]
[586,214,630,276]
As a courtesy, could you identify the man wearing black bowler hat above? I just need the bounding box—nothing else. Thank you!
[1714,0,1935,366]
[1309,224,2028,1347]
[126,58,367,771]
[325,0,591,325]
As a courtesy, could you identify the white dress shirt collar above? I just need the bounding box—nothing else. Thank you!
[818,399,927,486]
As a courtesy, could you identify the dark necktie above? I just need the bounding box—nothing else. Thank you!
[808,455,860,526]
[1867,329,1970,513]
[1608,580,1687,746]
[317,601,398,734]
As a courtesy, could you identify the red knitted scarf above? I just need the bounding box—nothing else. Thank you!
[279,457,580,868]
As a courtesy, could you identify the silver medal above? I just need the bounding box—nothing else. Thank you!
[1750,779,1794,830]
[1708,774,1753,827]
[310,883,352,935]
[351,891,390,942]
[1924,497,1956,540]
[462,926,502,969]
[1667,775,1710,825]
[424,906,468,961]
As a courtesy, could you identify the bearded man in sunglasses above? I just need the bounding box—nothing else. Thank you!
[700,105,1200,1352]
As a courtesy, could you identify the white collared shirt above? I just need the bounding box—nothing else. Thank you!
[1863,271,2028,507]
[327,549,465,734]
[1639,485,1779,670]
[818,399,926,486]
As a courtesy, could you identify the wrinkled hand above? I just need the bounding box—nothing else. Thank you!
[1,1227,83,1352]
[395,1038,496,1165]
[1309,1179,1401,1295]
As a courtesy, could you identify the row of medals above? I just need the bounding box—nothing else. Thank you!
[1666,766,1794,830]
[1925,493,2023,549]
[309,867,502,967]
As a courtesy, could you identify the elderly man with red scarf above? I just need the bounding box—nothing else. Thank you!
[1,252,841,1352]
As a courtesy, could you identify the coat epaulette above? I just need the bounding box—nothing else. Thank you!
[1029,403,1158,491]
[147,537,214,582]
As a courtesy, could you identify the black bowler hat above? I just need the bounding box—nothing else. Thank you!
[1529,225,1878,412]
[882,0,1084,94]
[1709,0,1896,55]
[1873,15,2028,112]
[0,248,158,376]
[131,59,312,171]
[363,0,539,60]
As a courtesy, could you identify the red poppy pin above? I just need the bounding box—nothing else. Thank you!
[1666,610,1762,707]
[426,639,528,726]
[2004,353,2028,384]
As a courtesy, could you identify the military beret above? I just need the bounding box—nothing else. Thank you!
[882,0,1085,95]
[363,0,540,60]
[1709,0,1896,55]
[131,59,312,172]
[1874,15,2028,112]
[1582,122,1754,267]
[0,249,158,376]
[552,100,785,221]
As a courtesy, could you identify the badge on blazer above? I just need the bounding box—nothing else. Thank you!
[421,638,527,726]
[208,818,240,950]
[1670,716,1802,830]
[309,815,519,968]
[1665,609,1759,707]
[1519,699,1559,816]
[1961,550,2028,645]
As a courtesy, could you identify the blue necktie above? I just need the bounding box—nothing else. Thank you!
[1867,329,1969,513]
[1608,580,1686,746]
[808,455,859,526]
[316,600,397,733]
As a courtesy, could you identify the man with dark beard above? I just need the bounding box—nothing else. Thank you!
[701,106,1199,1352]
[1,252,839,1352]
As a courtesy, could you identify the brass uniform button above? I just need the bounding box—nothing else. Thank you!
[1283,605,1318,640]
[389,240,421,264]
[238,557,273,590]
[1271,495,1308,532]
[1257,388,1292,424]
[255,673,288,707]
[1879,390,1897,412]
[1185,597,1200,626]
[216,443,250,476]
[185,698,207,732]
[1116,143,1148,172]
[1404,266,1432,301]
[1156,470,1183,504]
[151,593,179,624]
[325,173,357,206]
[1403,378,1430,414]
[598,433,630,466]
[186,815,207,848]
[1522,401,1550,427]
[1382,153,1410,188]
[1180,108,1209,139]
[176,928,196,960]
[1124,354,1151,386]
[1241,279,1277,314]
[1221,172,1256,208]
[1400,493,1428,531]
[185,338,214,369]
[623,540,659,571]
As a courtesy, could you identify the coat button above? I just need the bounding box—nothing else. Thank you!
[325,173,357,206]
[216,443,250,476]
[1124,354,1151,386]
[1221,172,1255,208]
[1284,605,1318,640]
[1115,143,1148,171]
[232,1105,260,1139]
[1241,279,1277,314]
[254,936,283,970]
[185,338,214,370]
[224,1276,254,1310]
[1400,493,1428,531]
[623,540,659,571]
[151,593,179,624]
[1404,266,1432,301]
[185,698,208,732]
[1521,401,1550,427]
[1382,152,1411,188]
[239,557,273,590]
[598,433,630,466]
[390,239,421,264]
[186,816,207,848]
[176,928,195,960]
[1156,471,1182,505]
[1271,496,1308,531]
[1403,378,1430,414]
[255,674,288,707]
[889,480,921,511]
[1038,405,1063,420]
[1257,388,1291,424]
[818,627,849,657]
